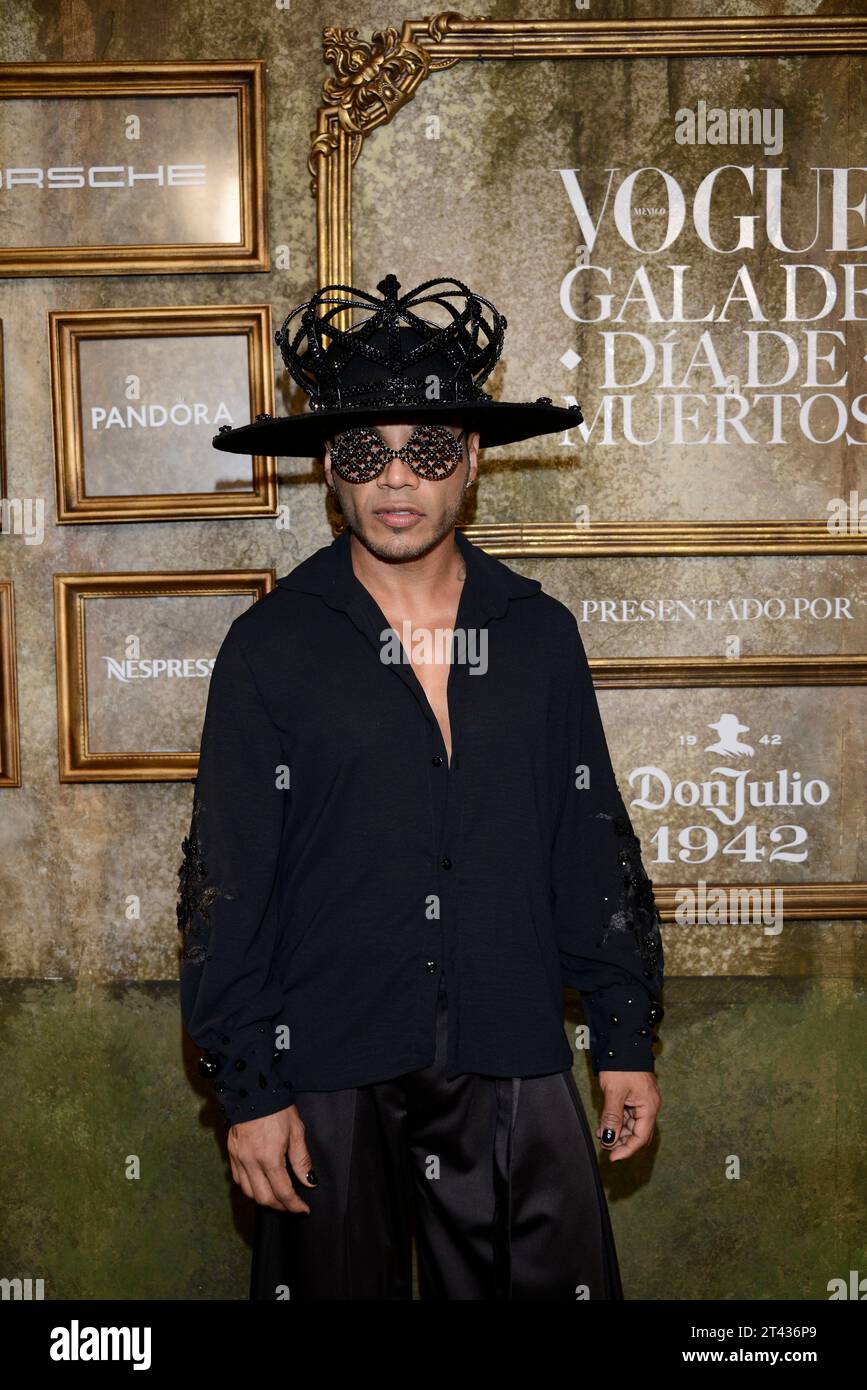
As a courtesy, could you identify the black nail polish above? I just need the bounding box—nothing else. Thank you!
[306,1168,318,1186]
[601,1128,616,1145]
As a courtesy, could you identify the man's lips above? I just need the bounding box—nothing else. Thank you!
[373,507,424,527]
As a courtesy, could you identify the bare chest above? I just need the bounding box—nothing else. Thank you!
[373,597,462,765]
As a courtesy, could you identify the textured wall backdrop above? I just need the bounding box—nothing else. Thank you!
[0,0,864,1300]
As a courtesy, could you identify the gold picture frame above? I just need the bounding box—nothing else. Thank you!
[599,657,867,922]
[306,16,867,925]
[308,13,867,558]
[49,305,277,522]
[53,570,274,782]
[0,321,6,499]
[0,61,269,276]
[0,581,21,787]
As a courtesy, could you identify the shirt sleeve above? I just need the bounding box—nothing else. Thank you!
[176,618,296,1125]
[550,614,665,1074]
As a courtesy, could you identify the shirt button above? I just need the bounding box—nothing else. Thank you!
[441,856,452,869]
[425,960,438,973]
[431,754,443,767]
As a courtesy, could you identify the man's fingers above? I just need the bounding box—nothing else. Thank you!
[233,1162,256,1202]
[225,1106,311,1211]
[597,1095,628,1148]
[235,1152,308,1212]
[287,1133,319,1191]
[597,1078,632,1147]
[243,1162,293,1211]
[596,1073,661,1156]
[263,1158,311,1214]
[608,1109,656,1162]
[619,1109,636,1139]
[608,1131,645,1161]
[240,1138,316,1216]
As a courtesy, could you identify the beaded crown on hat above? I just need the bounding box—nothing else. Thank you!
[213,271,583,455]
[273,273,507,414]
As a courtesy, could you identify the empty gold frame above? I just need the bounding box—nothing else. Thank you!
[50,306,277,522]
[53,570,274,782]
[0,582,21,787]
[0,61,268,276]
[0,321,6,499]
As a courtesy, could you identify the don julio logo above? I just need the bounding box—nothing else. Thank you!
[629,711,830,827]
[674,101,783,157]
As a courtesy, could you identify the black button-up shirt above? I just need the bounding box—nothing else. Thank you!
[177,526,665,1125]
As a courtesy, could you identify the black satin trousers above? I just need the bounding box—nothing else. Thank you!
[250,979,624,1301]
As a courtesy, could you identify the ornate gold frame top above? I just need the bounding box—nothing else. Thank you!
[307,14,867,557]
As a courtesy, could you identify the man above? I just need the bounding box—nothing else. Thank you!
[178,273,664,1300]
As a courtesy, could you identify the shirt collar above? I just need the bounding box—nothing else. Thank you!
[276,525,540,625]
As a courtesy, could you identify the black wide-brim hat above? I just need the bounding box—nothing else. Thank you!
[212,274,583,458]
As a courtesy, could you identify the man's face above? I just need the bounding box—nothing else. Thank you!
[323,416,480,561]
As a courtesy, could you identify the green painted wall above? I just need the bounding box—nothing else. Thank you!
[1,978,863,1298]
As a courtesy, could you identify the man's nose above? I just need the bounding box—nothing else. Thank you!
[379,454,419,485]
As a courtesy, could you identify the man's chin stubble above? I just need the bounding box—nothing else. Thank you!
[350,521,451,563]
[345,496,468,562]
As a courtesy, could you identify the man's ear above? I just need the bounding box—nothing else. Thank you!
[465,429,480,486]
[322,436,334,488]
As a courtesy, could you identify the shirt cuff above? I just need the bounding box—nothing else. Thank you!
[566,973,664,1073]
[196,1025,296,1125]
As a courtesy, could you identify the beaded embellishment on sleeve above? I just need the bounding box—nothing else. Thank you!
[595,808,663,982]
[176,791,234,964]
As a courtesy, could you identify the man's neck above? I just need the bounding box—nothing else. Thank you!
[348,528,465,613]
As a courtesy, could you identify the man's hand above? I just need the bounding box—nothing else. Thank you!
[596,1071,661,1162]
[227,1104,317,1212]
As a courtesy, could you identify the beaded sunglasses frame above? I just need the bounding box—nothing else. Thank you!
[329,422,466,484]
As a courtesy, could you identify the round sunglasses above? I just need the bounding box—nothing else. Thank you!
[329,423,465,484]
